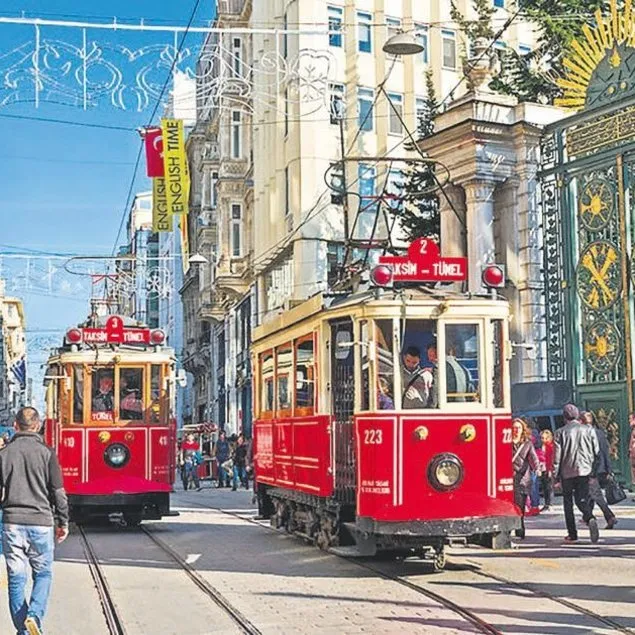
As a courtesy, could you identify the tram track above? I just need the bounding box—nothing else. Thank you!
[78,520,261,635]
[175,497,502,635]
[139,525,263,635]
[178,496,633,635]
[77,526,127,635]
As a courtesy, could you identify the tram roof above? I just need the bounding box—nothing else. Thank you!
[252,289,509,345]
[46,346,175,366]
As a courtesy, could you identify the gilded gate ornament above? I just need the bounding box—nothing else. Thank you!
[593,408,620,460]
[584,320,621,373]
[576,241,622,311]
[578,178,615,231]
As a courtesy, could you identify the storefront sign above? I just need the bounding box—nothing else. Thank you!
[378,238,467,282]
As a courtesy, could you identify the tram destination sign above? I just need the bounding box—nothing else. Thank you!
[72,316,151,345]
[378,238,467,283]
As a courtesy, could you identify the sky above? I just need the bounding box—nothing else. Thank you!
[0,0,215,402]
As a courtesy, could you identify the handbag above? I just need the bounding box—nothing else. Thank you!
[605,474,627,505]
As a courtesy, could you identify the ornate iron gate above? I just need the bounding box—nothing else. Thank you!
[540,2,635,483]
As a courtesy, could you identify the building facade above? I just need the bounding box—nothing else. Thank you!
[0,279,27,423]
[181,0,535,433]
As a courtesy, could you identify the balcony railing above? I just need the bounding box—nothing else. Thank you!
[217,0,247,16]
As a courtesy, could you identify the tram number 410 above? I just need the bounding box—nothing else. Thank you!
[364,429,383,445]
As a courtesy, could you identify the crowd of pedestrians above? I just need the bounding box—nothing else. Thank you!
[513,403,628,544]
[178,430,254,493]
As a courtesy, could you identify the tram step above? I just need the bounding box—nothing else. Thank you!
[165,511,181,517]
[329,545,369,557]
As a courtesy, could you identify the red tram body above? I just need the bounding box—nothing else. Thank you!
[44,316,178,525]
[253,292,520,562]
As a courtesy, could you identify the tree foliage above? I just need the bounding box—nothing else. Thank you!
[452,0,607,104]
[398,70,441,244]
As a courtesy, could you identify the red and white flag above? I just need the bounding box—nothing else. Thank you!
[144,127,164,177]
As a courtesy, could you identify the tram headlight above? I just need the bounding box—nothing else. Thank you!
[104,443,130,469]
[428,454,463,491]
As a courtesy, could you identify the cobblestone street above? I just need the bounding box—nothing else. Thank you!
[1,486,633,635]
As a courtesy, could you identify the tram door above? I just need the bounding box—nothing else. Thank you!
[330,319,356,505]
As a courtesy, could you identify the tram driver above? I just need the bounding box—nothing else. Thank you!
[401,346,434,409]
[92,373,114,413]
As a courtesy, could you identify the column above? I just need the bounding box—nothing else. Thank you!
[463,179,496,293]
[439,183,466,259]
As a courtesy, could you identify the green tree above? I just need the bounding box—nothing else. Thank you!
[397,70,441,243]
[493,0,606,103]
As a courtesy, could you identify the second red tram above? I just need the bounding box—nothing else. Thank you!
[44,315,179,525]
[253,290,520,564]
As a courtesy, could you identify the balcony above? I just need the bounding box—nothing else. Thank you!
[217,0,248,16]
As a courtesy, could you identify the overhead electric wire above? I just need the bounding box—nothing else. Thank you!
[0,112,134,131]
[109,0,204,258]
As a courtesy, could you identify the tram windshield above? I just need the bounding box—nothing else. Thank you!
[120,368,144,420]
[361,318,489,410]
[91,368,115,421]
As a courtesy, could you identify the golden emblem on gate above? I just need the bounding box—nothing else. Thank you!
[98,431,111,444]
[413,426,429,441]
[460,424,477,442]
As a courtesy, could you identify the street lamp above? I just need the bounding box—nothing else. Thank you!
[188,253,209,266]
[383,32,424,57]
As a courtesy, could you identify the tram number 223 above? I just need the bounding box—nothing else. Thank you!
[502,428,512,444]
[364,429,383,445]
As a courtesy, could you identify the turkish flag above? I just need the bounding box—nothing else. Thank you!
[144,127,164,177]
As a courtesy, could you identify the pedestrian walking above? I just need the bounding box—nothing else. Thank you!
[553,404,600,544]
[180,433,202,492]
[0,434,5,557]
[232,434,249,491]
[581,412,617,529]
[214,431,231,488]
[526,422,542,516]
[537,429,555,510]
[511,418,540,540]
[0,407,69,635]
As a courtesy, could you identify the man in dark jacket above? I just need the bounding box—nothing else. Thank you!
[214,431,231,488]
[0,407,69,635]
[553,404,600,544]
[232,434,249,491]
[581,412,617,529]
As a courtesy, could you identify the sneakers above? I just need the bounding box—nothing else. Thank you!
[563,535,578,544]
[25,616,42,635]
[606,517,618,530]
[588,517,600,543]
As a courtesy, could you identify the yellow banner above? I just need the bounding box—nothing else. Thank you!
[161,118,189,216]
[152,177,172,232]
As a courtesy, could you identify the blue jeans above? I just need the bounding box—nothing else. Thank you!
[529,471,540,507]
[2,524,55,634]
[233,466,247,488]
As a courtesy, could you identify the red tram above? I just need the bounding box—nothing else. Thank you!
[253,285,520,565]
[44,315,179,525]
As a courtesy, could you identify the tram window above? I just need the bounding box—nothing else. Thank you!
[295,336,315,413]
[120,368,144,421]
[261,351,275,416]
[60,366,71,425]
[277,344,293,414]
[361,321,370,411]
[91,369,115,422]
[150,365,162,424]
[401,319,437,409]
[375,320,395,410]
[445,324,480,403]
[73,365,84,423]
[492,319,505,408]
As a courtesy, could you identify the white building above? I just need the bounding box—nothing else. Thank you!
[0,280,27,423]
[250,0,537,324]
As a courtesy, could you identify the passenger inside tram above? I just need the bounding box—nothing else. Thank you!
[120,369,144,420]
[92,370,114,414]
[378,376,394,410]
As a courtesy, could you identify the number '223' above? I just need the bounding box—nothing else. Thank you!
[364,429,383,445]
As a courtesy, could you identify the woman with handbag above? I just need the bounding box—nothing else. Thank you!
[512,418,540,540]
